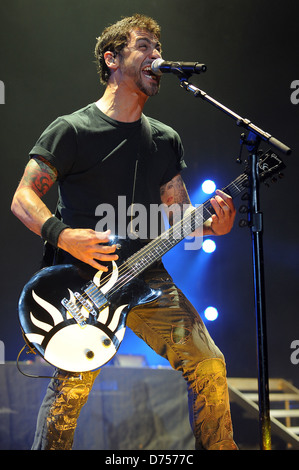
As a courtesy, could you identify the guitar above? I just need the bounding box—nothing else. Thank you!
[18,151,285,373]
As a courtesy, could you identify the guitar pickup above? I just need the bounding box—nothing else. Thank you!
[83,282,109,311]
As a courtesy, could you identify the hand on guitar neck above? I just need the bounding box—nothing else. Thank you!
[202,189,236,237]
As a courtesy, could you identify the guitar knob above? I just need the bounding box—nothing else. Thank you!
[85,350,95,359]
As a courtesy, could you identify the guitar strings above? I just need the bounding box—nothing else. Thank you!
[98,173,248,297]
[76,173,248,305]
[87,193,210,301]
[72,173,248,309]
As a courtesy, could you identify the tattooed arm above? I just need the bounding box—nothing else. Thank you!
[11,157,58,236]
[160,174,236,236]
[11,157,118,270]
[160,174,191,226]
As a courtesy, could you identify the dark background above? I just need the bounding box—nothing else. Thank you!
[0,0,298,387]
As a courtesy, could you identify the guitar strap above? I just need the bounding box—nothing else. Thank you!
[140,114,154,156]
[129,114,154,225]
[41,114,154,267]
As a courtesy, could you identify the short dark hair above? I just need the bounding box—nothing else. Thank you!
[94,14,161,84]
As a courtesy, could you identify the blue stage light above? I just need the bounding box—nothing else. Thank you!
[201,179,216,194]
[204,306,218,321]
[202,239,216,253]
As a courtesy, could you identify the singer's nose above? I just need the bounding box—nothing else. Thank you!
[151,47,161,60]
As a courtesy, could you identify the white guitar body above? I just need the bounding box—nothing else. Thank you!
[19,239,160,372]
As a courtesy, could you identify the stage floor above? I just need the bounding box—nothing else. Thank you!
[0,361,294,450]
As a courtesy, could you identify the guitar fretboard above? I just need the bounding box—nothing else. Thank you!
[104,172,248,298]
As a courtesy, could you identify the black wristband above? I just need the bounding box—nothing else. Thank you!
[41,217,70,247]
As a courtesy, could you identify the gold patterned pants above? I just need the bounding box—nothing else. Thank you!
[31,262,238,450]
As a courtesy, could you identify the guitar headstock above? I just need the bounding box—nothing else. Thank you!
[238,151,286,228]
[258,150,286,184]
[245,150,286,185]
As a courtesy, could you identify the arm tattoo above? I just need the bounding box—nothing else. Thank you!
[20,156,58,197]
[160,174,191,225]
[160,174,191,206]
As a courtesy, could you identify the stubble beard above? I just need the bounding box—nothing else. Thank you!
[124,63,160,97]
[136,76,160,97]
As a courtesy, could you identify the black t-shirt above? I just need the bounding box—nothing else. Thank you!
[29,103,186,240]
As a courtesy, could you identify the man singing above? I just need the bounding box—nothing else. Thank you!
[11,14,237,450]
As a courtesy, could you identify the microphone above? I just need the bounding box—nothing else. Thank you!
[151,58,207,76]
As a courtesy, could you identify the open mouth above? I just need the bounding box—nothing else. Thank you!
[142,65,158,82]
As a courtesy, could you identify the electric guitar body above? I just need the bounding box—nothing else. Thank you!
[18,237,160,373]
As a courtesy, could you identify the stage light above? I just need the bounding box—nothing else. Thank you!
[202,239,216,253]
[201,179,216,194]
[204,306,218,321]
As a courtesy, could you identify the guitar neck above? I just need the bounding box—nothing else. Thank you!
[123,172,248,277]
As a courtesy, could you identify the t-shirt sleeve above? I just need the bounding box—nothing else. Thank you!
[29,117,77,178]
[160,130,187,186]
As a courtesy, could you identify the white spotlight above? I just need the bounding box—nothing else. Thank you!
[204,306,218,321]
[202,239,216,253]
[201,179,216,194]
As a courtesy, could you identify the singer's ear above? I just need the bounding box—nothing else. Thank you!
[104,51,118,71]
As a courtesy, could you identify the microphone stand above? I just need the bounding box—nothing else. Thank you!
[174,68,291,450]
